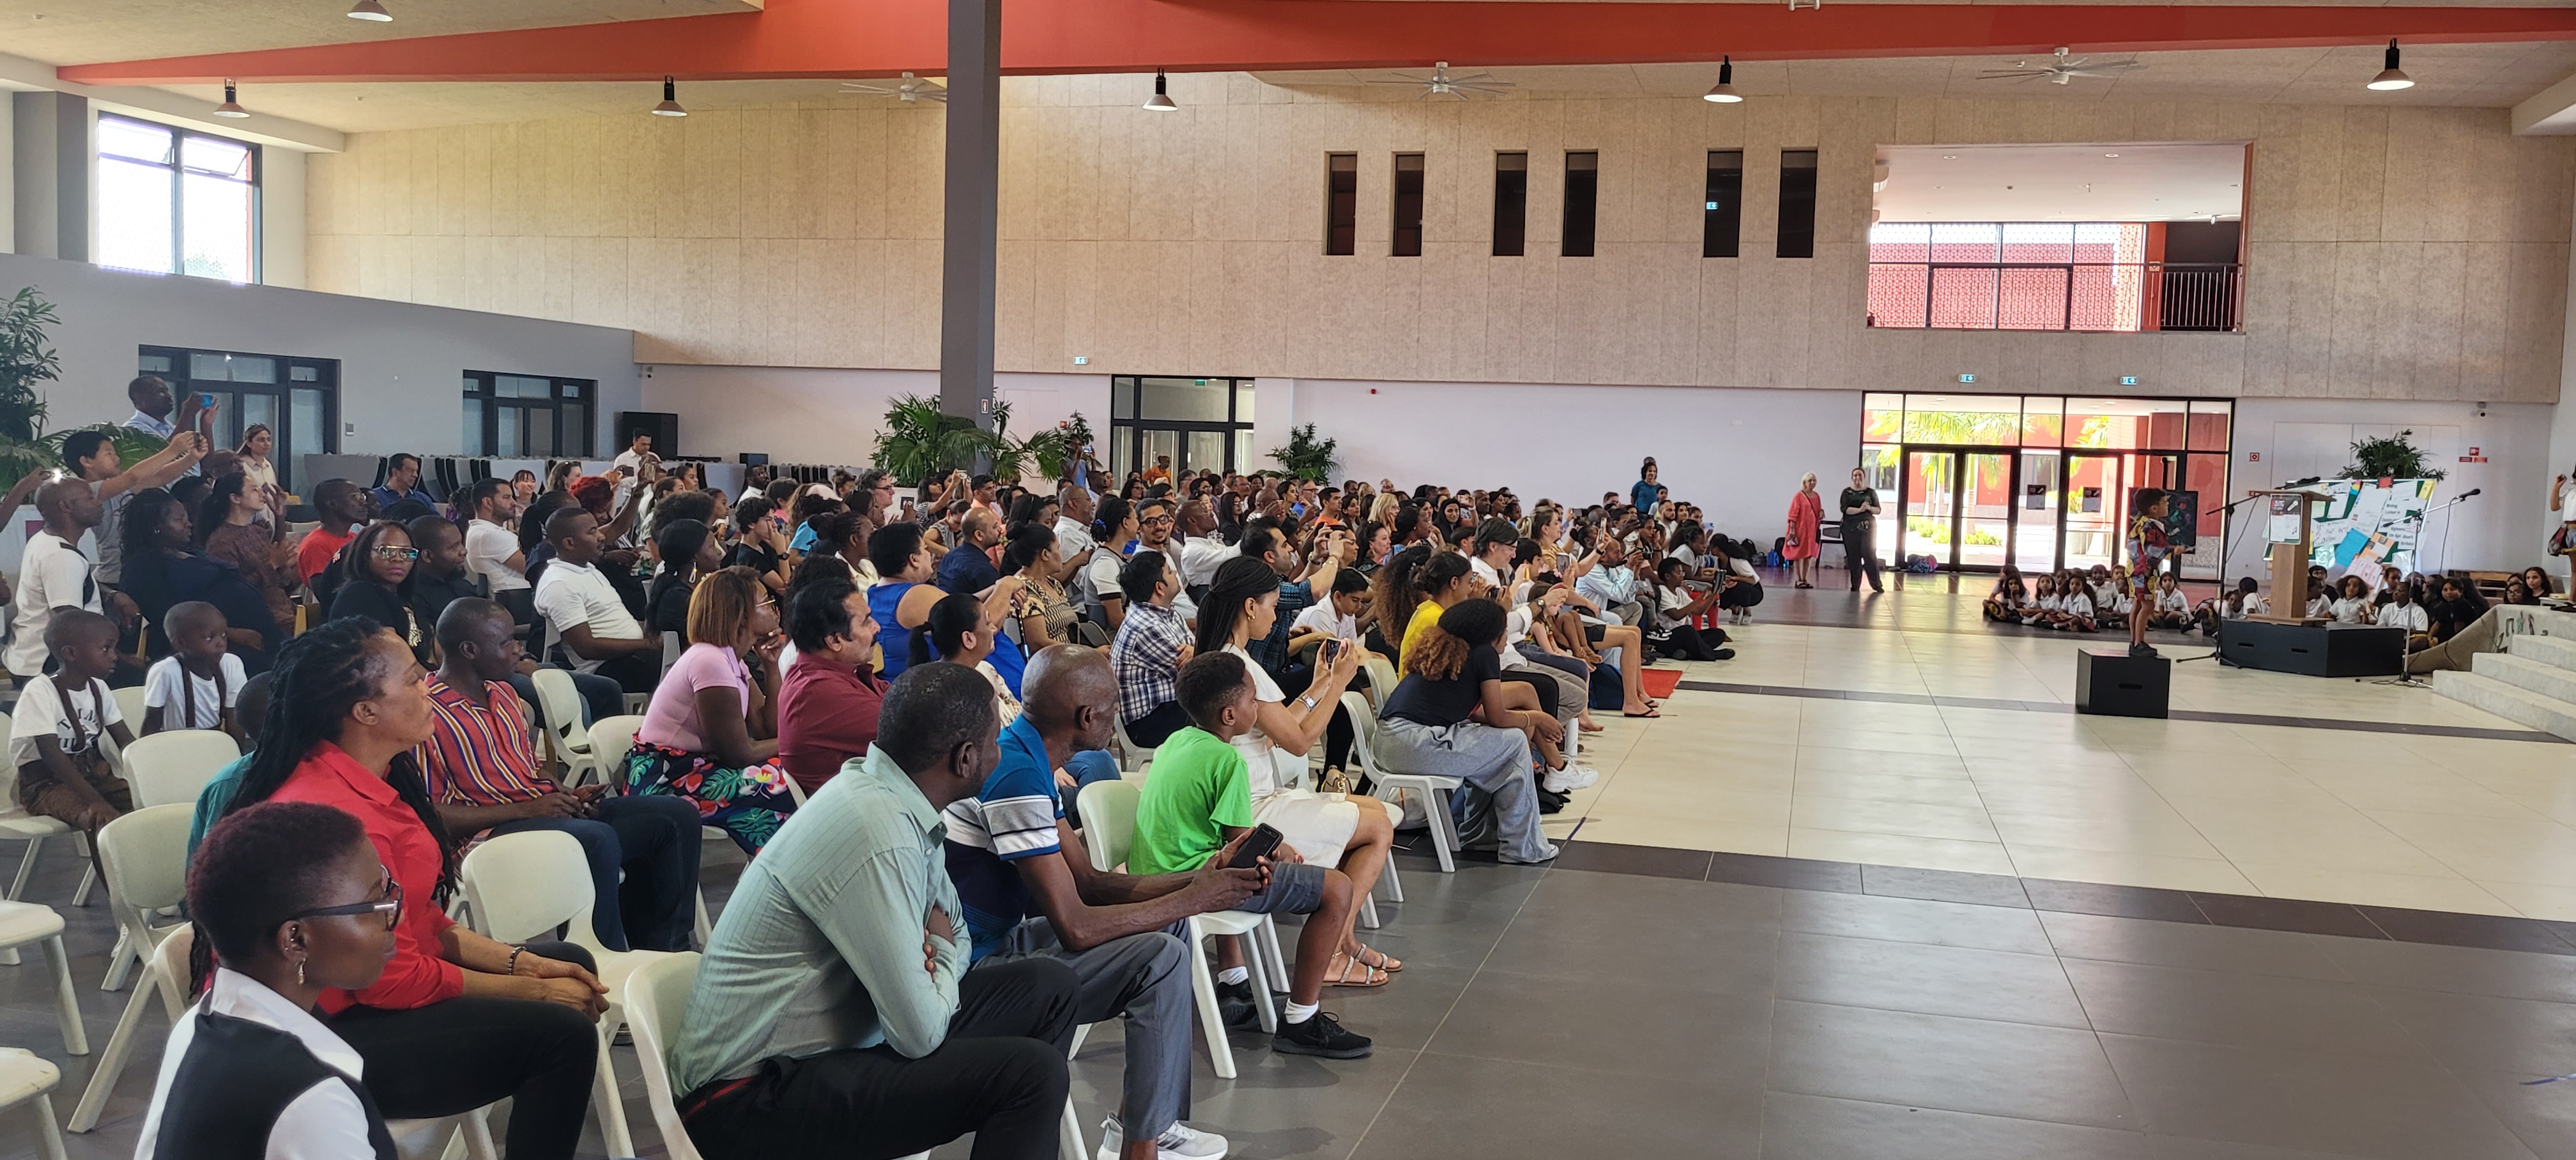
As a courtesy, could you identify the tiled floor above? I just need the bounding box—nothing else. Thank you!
[1556,583,2576,920]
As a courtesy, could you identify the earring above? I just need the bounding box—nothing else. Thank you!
[296,958,306,986]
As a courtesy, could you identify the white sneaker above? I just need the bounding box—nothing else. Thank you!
[1501,841,1562,865]
[1098,1117,1230,1160]
[1542,764,1599,793]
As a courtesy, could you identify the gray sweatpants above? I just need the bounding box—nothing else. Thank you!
[977,916,1193,1140]
[1375,717,1552,864]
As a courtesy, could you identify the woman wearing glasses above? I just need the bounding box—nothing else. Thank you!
[328,522,433,664]
[136,800,401,1157]
[222,618,607,1160]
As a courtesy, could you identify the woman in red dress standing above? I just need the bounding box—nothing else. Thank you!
[1785,472,1825,588]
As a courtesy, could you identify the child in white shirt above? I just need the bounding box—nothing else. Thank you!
[2375,584,2430,634]
[141,601,249,743]
[2145,574,2192,630]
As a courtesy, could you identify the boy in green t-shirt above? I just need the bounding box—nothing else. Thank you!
[1133,651,1373,1059]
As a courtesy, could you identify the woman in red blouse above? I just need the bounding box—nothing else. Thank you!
[218,616,609,1160]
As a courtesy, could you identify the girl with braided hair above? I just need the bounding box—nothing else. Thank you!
[222,617,607,1160]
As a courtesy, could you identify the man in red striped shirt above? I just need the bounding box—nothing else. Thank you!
[420,598,704,952]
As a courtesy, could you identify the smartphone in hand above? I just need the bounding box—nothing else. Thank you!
[1228,823,1286,869]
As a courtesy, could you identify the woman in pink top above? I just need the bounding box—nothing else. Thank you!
[629,567,798,852]
[1785,472,1825,589]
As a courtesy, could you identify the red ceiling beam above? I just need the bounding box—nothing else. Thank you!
[57,0,2576,85]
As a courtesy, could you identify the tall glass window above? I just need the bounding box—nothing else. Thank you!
[463,372,595,459]
[97,116,260,283]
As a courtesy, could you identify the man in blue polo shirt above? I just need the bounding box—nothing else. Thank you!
[943,645,1264,1160]
[939,508,1004,594]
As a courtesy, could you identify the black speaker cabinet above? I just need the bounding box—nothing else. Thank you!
[2217,620,2405,677]
[617,411,680,458]
[2076,648,2171,719]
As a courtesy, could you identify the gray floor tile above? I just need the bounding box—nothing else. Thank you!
[1778,888,2056,954]
[1759,1090,2378,1160]
[2317,936,2576,1004]
[2357,986,2576,1077]
[1481,903,1780,996]
[2060,958,2434,1062]
[1429,966,1772,1086]
[1775,931,2090,1028]
[2038,910,2352,981]
[1351,1049,1760,1160]
[2453,1066,2576,1160]
[1519,867,1783,928]
[1767,1000,2136,1129]
[2098,1031,2540,1160]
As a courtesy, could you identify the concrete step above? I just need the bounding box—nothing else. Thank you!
[2471,652,2576,705]
[2432,670,2576,742]
[2508,632,2576,675]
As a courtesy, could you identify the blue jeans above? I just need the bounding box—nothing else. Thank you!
[1066,750,1121,790]
[484,795,703,952]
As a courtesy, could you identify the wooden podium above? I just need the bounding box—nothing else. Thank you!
[2250,489,2324,625]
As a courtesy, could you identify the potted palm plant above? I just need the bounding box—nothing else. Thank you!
[0,287,164,481]
[870,394,1002,486]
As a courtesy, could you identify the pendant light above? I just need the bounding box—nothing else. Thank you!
[213,80,249,118]
[2366,39,2414,91]
[346,0,393,20]
[1142,68,1177,112]
[652,75,689,117]
[1703,56,1744,103]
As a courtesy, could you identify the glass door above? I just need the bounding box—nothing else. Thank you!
[1960,452,2012,570]
[2064,452,2124,570]
[2014,451,2061,573]
[1901,449,1959,567]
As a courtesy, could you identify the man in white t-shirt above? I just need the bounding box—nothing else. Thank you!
[460,478,529,593]
[1053,486,1098,588]
[8,480,111,681]
[612,432,657,476]
[532,508,663,692]
[1173,500,1232,591]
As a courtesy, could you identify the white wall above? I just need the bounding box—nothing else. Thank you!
[0,249,639,452]
[262,146,305,289]
[640,365,1107,469]
[1279,378,1866,539]
[0,102,13,256]
[2224,398,2549,580]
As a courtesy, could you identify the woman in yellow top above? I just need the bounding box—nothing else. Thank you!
[1379,550,1480,673]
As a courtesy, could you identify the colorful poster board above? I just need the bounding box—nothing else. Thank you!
[2266,479,2439,578]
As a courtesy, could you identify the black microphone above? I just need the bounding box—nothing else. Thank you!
[2461,488,2482,499]
[2283,477,2323,487]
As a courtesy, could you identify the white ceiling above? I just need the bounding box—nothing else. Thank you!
[1874,142,2248,222]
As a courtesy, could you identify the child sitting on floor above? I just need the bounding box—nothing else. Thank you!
[140,600,249,744]
[2143,573,2193,631]
[1983,568,2027,623]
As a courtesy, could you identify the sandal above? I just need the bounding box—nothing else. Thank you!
[1623,705,1662,719]
[1326,952,1390,988]
[1353,944,1404,972]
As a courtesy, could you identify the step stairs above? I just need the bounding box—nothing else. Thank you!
[2432,632,2576,741]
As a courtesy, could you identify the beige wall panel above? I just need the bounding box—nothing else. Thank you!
[994,239,1037,373]
[2398,241,2469,400]
[2332,108,2388,243]
[2507,242,2571,401]
[884,111,944,240]
[2457,241,2512,402]
[1482,256,1560,383]
[1694,259,1740,386]
[2160,333,2246,399]
[2514,131,2576,247]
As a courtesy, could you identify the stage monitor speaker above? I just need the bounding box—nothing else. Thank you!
[616,411,679,459]
[738,452,769,467]
[2076,648,2170,719]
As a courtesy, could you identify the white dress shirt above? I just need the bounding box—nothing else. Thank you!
[135,968,378,1160]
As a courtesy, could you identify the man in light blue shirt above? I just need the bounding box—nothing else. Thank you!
[671,662,1080,1160]
[1575,537,1644,626]
[123,376,177,439]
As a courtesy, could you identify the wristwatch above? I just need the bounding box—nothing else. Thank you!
[1299,694,1319,711]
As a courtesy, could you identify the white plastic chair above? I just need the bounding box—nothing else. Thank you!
[70,927,496,1158]
[0,730,89,910]
[457,832,648,1158]
[1075,781,1280,1080]
[585,714,645,791]
[1346,691,1463,873]
[624,953,930,1160]
[93,804,190,992]
[0,1045,68,1160]
[119,729,240,809]
[529,669,602,785]
[109,688,148,740]
[1112,714,1154,774]
[0,896,88,1060]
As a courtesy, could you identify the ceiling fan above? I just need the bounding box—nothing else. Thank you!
[841,73,947,103]
[1977,47,2145,86]
[1365,61,1514,100]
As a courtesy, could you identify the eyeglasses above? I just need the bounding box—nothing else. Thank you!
[1142,515,1176,526]
[294,878,404,931]
[371,546,420,561]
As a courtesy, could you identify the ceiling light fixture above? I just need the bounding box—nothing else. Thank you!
[1143,68,1177,111]
[1704,56,1744,103]
[2368,39,2414,90]
[2103,152,2120,158]
[346,0,392,20]
[652,75,688,117]
[213,80,249,118]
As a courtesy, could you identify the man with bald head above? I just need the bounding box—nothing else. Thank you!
[942,644,1265,1160]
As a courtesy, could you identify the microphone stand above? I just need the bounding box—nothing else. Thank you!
[2191,479,2326,668]
[2407,492,2476,576]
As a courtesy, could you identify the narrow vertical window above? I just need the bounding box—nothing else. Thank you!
[1492,152,1528,256]
[1392,153,1425,257]
[1561,151,1598,258]
[1325,153,1358,256]
[1777,148,1818,259]
[1703,149,1744,259]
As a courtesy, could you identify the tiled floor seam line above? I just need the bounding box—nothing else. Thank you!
[1671,678,2565,743]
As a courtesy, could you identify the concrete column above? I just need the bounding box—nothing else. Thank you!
[10,92,88,261]
[937,0,1001,433]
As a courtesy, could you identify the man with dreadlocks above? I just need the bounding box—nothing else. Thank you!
[218,616,606,1160]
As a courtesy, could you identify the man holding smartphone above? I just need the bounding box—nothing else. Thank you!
[945,645,1266,1159]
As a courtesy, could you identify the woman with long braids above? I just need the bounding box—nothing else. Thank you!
[139,801,401,1157]
[1198,556,1402,984]
[221,618,606,1160]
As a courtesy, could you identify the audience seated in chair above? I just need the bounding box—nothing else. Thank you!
[1131,651,1377,1059]
[532,507,665,695]
[139,601,247,744]
[420,598,703,952]
[627,568,798,855]
[11,610,134,885]
[135,801,401,1158]
[326,521,431,664]
[1373,597,1564,866]
[945,645,1266,1159]
[223,617,606,1160]
[119,489,282,671]
[1110,550,1195,751]
[670,662,1083,1160]
[774,576,890,797]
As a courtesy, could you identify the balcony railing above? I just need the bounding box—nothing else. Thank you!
[1866,261,2242,333]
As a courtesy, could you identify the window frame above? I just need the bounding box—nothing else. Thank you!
[1704,149,1744,259]
[1777,149,1819,260]
[462,371,598,460]
[1561,151,1598,259]
[95,113,263,284]
[139,344,337,493]
[1492,151,1528,257]
[1324,153,1359,256]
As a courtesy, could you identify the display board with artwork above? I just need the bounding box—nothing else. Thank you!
[2266,479,2439,578]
